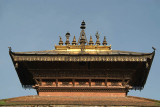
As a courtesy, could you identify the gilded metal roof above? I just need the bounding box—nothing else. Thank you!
[10,49,154,63]
[11,49,153,56]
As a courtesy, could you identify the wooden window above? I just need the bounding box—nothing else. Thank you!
[58,79,72,86]
[108,79,121,86]
[75,79,89,86]
[91,79,105,86]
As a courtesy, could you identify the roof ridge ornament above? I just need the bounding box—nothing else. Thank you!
[102,36,107,46]
[89,35,94,45]
[95,32,100,45]
[72,35,77,45]
[77,20,88,45]
[8,47,12,52]
[65,32,70,45]
[152,47,156,51]
[59,36,63,45]
[55,21,112,51]
[80,20,86,29]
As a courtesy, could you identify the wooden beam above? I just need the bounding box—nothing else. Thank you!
[34,77,131,80]
[72,79,75,86]
[40,79,42,86]
[126,80,130,85]
[89,79,91,86]
[38,86,131,89]
[56,79,58,87]
[34,79,39,85]
[105,79,108,86]
[29,69,136,72]
[122,79,125,86]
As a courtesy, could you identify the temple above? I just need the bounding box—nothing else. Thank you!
[9,21,155,97]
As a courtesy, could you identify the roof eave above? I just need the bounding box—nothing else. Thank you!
[142,50,155,87]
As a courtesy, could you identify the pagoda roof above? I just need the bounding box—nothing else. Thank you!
[9,48,155,89]
[9,49,154,63]
[9,48,155,90]
[10,49,153,56]
[9,21,155,91]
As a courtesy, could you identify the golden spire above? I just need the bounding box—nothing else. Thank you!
[80,20,86,29]
[79,31,86,45]
[72,35,77,45]
[65,32,70,45]
[102,36,107,46]
[59,36,63,45]
[77,20,88,45]
[95,32,100,45]
[89,35,94,45]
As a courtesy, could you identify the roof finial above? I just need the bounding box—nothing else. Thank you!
[8,47,12,52]
[89,35,94,45]
[80,32,86,45]
[102,36,107,46]
[72,35,77,45]
[152,47,156,51]
[59,36,63,45]
[95,32,100,45]
[65,32,70,45]
[80,20,86,29]
[77,20,88,45]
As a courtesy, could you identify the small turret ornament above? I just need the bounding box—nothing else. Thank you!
[77,20,88,45]
[102,36,107,46]
[95,32,100,45]
[59,36,63,45]
[65,32,70,45]
[80,20,86,29]
[89,35,94,45]
[72,35,77,45]
[8,47,12,52]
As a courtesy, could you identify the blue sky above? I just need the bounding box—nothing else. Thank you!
[0,0,160,100]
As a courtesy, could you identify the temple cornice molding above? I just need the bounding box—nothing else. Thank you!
[11,54,153,62]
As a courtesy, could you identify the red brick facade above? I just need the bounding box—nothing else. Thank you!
[38,92,126,97]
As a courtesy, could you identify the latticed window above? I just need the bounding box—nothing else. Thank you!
[44,79,54,86]
[59,79,72,86]
[111,82,119,86]
[95,81,102,86]
[92,79,104,86]
[108,79,121,86]
[62,82,69,86]
[79,82,86,86]
[46,81,53,86]
[75,79,88,86]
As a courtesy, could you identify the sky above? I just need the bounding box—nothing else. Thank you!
[0,0,160,100]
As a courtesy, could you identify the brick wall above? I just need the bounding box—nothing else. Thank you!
[39,92,126,97]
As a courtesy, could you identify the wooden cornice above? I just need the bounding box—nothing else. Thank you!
[34,77,132,80]
[11,54,152,62]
